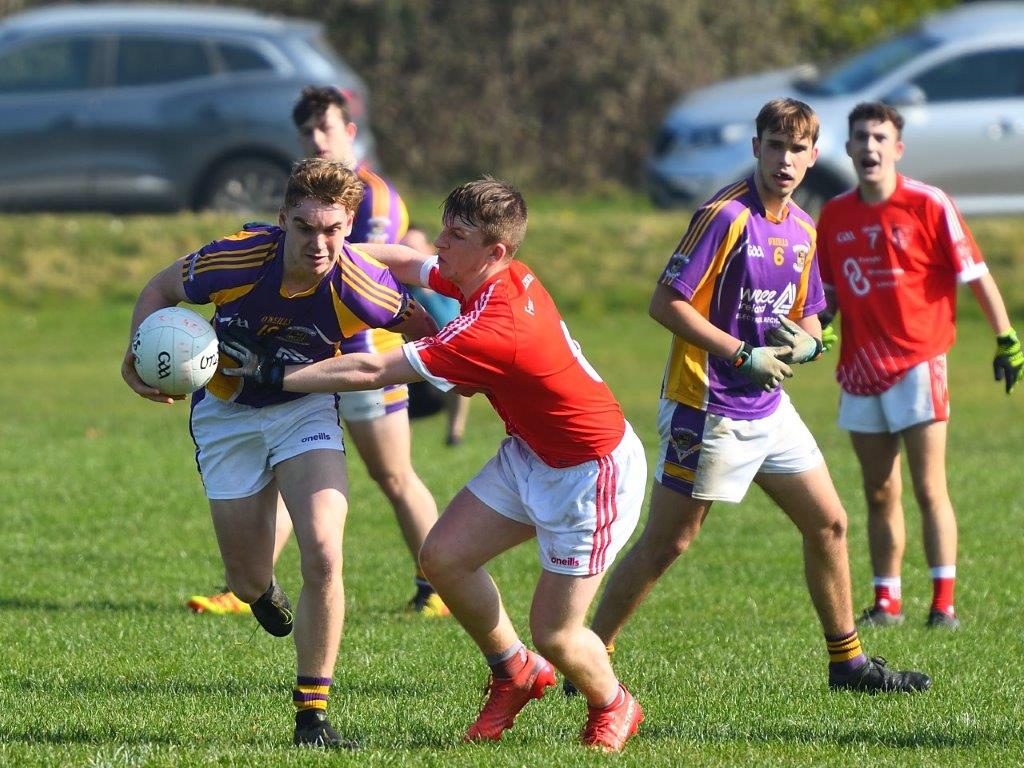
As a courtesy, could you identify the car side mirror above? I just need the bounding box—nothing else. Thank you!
[883,82,927,107]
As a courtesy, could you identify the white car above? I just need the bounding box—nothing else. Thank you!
[648,2,1024,215]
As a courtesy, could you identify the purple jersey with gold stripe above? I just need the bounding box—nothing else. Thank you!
[341,163,410,357]
[659,176,825,419]
[181,223,409,408]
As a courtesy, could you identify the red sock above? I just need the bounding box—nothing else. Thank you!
[932,577,956,615]
[487,643,528,679]
[874,584,902,615]
[591,683,624,711]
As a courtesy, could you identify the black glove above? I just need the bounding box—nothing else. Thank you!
[218,324,284,392]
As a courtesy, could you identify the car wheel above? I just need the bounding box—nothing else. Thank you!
[199,157,289,214]
[792,170,844,217]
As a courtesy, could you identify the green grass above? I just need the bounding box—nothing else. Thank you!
[2,192,1022,315]
[1,200,1023,766]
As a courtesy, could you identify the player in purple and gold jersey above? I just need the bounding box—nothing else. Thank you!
[187,86,449,618]
[582,99,931,694]
[122,159,437,748]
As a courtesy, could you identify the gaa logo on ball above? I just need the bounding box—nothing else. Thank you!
[133,307,218,395]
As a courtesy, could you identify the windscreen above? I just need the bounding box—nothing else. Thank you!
[797,32,939,97]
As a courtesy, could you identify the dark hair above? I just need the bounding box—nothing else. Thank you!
[755,98,820,144]
[284,158,364,211]
[292,85,351,128]
[441,177,528,257]
[848,102,905,138]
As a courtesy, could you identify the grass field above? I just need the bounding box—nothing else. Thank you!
[1,198,1023,767]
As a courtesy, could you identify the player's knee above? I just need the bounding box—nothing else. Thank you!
[298,543,343,589]
[418,535,455,582]
[530,625,571,661]
[641,530,696,574]
[910,480,950,515]
[811,510,848,547]
[654,540,688,573]
[225,569,272,603]
[864,476,901,512]
[366,465,411,502]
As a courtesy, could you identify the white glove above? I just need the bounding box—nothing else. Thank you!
[732,342,794,392]
[767,316,822,364]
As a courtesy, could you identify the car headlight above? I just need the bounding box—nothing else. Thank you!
[656,122,750,155]
[689,122,749,147]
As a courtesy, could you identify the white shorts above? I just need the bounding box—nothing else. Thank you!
[336,384,409,423]
[190,392,345,500]
[466,422,647,577]
[655,393,822,503]
[838,355,949,434]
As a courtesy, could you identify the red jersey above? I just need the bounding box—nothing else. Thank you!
[817,175,988,395]
[403,259,625,468]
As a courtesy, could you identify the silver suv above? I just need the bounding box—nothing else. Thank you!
[0,4,374,212]
[648,2,1024,215]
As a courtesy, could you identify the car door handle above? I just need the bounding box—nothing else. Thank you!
[988,117,1024,138]
[195,105,225,122]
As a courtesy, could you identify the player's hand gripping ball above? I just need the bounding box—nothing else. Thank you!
[218,323,284,393]
[132,307,218,395]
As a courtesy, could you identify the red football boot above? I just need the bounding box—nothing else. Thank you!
[580,684,643,753]
[463,651,556,742]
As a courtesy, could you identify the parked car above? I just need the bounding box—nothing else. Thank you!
[0,3,375,213]
[648,2,1024,215]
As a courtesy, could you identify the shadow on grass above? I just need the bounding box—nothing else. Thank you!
[336,678,434,698]
[642,722,1008,749]
[3,725,457,751]
[0,596,167,613]
[3,728,183,747]
[5,676,279,696]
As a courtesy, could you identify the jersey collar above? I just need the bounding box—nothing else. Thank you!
[746,174,790,224]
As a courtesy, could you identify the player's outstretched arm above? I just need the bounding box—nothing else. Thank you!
[285,349,421,393]
[221,339,421,395]
[967,273,1023,393]
[352,243,432,286]
[122,259,191,404]
[391,299,439,341]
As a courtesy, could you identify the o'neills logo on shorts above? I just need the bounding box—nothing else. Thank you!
[549,553,580,568]
[301,432,332,443]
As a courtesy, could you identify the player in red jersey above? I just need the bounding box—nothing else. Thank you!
[817,102,1024,630]
[221,178,647,752]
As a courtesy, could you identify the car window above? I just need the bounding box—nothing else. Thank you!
[913,48,1024,102]
[115,36,213,86]
[0,36,96,93]
[798,32,938,97]
[216,41,274,73]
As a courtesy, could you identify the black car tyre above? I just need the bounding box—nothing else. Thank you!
[792,170,845,217]
[199,157,290,215]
